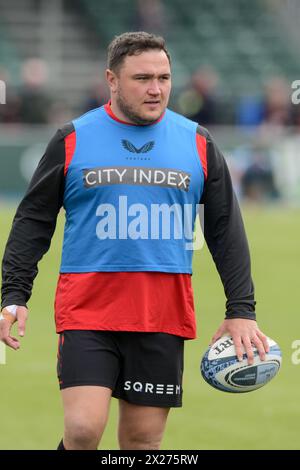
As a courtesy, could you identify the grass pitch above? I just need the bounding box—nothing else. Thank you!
[0,204,299,449]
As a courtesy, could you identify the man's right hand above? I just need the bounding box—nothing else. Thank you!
[0,306,28,350]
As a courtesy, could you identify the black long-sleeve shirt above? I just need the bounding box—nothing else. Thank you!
[1,122,256,321]
[198,126,256,319]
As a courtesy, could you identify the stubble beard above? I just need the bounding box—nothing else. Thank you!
[116,89,164,125]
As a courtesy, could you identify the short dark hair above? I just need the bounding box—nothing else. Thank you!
[107,31,171,73]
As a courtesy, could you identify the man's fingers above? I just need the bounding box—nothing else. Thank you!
[0,306,28,348]
[2,335,20,350]
[18,327,25,337]
[17,314,27,337]
[210,328,224,345]
[256,331,270,354]
[232,336,244,362]
[212,320,270,365]
[15,307,28,337]
[233,334,269,365]
[210,334,219,345]
[0,320,10,342]
[241,336,255,365]
[0,319,19,349]
[252,335,266,361]
[210,324,228,345]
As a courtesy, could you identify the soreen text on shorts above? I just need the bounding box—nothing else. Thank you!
[124,381,181,395]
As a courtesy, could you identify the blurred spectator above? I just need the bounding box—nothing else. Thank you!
[236,95,265,127]
[241,152,280,202]
[263,77,291,126]
[82,78,110,113]
[176,67,219,125]
[237,77,292,127]
[18,58,52,123]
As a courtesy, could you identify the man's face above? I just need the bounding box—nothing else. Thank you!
[107,49,171,125]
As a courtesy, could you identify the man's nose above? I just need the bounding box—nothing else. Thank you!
[148,80,161,95]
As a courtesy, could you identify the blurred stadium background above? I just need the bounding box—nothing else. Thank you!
[0,0,300,450]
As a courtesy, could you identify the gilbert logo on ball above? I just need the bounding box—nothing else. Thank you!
[200,335,282,393]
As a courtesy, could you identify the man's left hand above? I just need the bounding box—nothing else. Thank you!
[211,319,269,365]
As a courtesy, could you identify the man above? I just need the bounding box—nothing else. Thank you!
[0,32,269,450]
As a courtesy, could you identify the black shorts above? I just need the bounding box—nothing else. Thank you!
[57,330,184,408]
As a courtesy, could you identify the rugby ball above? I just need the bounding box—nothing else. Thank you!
[200,335,282,393]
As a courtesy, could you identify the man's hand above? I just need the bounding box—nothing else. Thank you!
[211,318,269,365]
[0,306,28,350]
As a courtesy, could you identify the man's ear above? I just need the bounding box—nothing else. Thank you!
[106,69,118,94]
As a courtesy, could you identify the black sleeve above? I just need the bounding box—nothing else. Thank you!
[198,126,256,320]
[1,124,73,309]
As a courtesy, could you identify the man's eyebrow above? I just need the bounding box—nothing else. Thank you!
[132,73,171,78]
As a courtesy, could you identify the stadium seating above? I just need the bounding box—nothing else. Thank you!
[0,0,104,111]
[79,0,298,97]
[77,0,137,42]
[0,0,298,114]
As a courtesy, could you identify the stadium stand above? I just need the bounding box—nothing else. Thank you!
[0,0,104,111]
[0,0,299,115]
[162,0,299,96]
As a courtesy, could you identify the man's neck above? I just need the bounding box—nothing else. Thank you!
[105,99,165,126]
[109,100,135,125]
